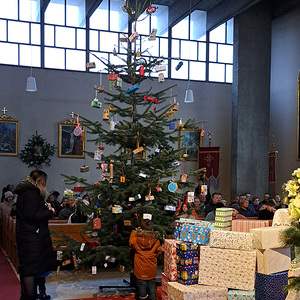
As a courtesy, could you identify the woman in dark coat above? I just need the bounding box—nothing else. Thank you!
[15,169,56,300]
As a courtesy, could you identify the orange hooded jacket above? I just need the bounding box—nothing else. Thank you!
[129,229,162,280]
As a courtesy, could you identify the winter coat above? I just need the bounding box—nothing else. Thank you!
[15,180,56,276]
[129,229,162,280]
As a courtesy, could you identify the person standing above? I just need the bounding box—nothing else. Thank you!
[14,169,56,300]
[129,219,162,300]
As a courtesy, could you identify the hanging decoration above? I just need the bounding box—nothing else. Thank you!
[19,132,55,168]
[91,85,102,108]
[73,114,83,136]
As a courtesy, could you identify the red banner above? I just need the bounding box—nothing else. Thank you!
[268,151,277,183]
[198,147,220,179]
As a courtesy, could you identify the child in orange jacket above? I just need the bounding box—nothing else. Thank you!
[129,219,162,300]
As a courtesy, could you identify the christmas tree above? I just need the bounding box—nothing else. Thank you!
[57,0,202,271]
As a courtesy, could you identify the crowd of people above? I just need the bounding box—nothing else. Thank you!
[174,177,288,222]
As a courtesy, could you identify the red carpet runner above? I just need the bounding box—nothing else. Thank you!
[0,247,20,300]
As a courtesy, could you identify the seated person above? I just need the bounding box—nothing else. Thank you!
[250,196,260,213]
[192,197,205,215]
[229,204,247,219]
[58,197,75,220]
[175,203,196,219]
[204,193,221,216]
[205,202,225,221]
[258,199,276,220]
[239,198,257,217]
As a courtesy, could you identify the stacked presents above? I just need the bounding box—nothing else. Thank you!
[214,208,232,230]
[163,213,292,300]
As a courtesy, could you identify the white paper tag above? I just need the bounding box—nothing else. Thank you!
[92,266,97,274]
[80,243,85,251]
[143,213,152,220]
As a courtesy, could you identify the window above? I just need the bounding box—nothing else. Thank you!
[0,1,233,83]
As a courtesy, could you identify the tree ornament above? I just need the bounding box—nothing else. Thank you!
[19,132,55,168]
[74,114,83,136]
[113,224,118,234]
[168,181,178,193]
[91,85,102,108]
[93,218,101,229]
[103,109,109,120]
[109,159,114,183]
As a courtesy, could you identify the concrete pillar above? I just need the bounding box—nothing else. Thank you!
[231,0,272,199]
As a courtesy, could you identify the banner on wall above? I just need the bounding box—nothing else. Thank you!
[198,147,220,179]
[268,150,277,183]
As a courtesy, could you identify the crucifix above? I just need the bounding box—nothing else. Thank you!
[2,107,7,115]
[70,112,75,119]
[208,131,212,147]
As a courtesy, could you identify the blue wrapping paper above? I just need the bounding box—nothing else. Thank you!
[255,272,288,300]
[179,224,210,245]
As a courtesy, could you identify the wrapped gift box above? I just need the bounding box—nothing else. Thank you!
[272,208,291,227]
[168,282,228,300]
[214,225,232,231]
[256,248,291,275]
[177,266,199,285]
[251,226,286,249]
[215,207,233,217]
[288,267,300,277]
[215,215,232,222]
[232,220,271,233]
[161,272,170,295]
[286,288,300,300]
[255,271,288,300]
[176,242,198,260]
[209,230,254,251]
[227,289,255,300]
[180,224,210,245]
[163,239,181,281]
[175,219,214,240]
[198,246,256,291]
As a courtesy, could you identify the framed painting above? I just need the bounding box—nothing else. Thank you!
[179,129,201,161]
[58,118,85,158]
[0,114,18,156]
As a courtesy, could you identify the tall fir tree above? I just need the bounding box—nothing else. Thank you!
[57,0,202,271]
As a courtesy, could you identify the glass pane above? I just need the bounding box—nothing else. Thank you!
[0,20,7,41]
[56,26,75,48]
[191,10,206,41]
[160,38,168,58]
[209,23,225,43]
[88,52,108,72]
[218,44,233,63]
[100,31,118,52]
[171,39,179,59]
[136,12,149,36]
[20,0,40,22]
[89,30,99,51]
[89,0,108,30]
[226,18,234,44]
[141,36,159,57]
[152,5,168,37]
[31,23,41,44]
[209,63,225,82]
[45,47,65,69]
[172,16,188,39]
[181,40,197,60]
[66,0,85,27]
[190,61,206,81]
[66,49,85,70]
[0,42,18,64]
[45,25,54,46]
[45,0,64,25]
[171,59,188,80]
[209,43,217,62]
[20,45,40,67]
[226,64,233,83]
[198,42,206,61]
[0,0,18,19]
[77,28,86,49]
[119,35,128,54]
[110,0,128,32]
[8,21,29,44]
[109,53,127,67]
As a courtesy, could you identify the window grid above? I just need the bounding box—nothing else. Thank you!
[0,1,233,83]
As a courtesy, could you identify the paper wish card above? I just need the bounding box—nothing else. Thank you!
[251,226,286,249]
[163,239,181,281]
[198,246,256,291]
[209,230,254,251]
[256,248,291,275]
[168,282,228,300]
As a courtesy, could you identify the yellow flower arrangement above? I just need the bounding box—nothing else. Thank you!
[283,168,300,219]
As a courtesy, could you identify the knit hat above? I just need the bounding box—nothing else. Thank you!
[4,191,13,199]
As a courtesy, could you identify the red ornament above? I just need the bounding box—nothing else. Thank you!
[89,241,100,249]
[139,66,144,76]
[93,218,101,229]
[113,224,118,234]
[146,6,156,14]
